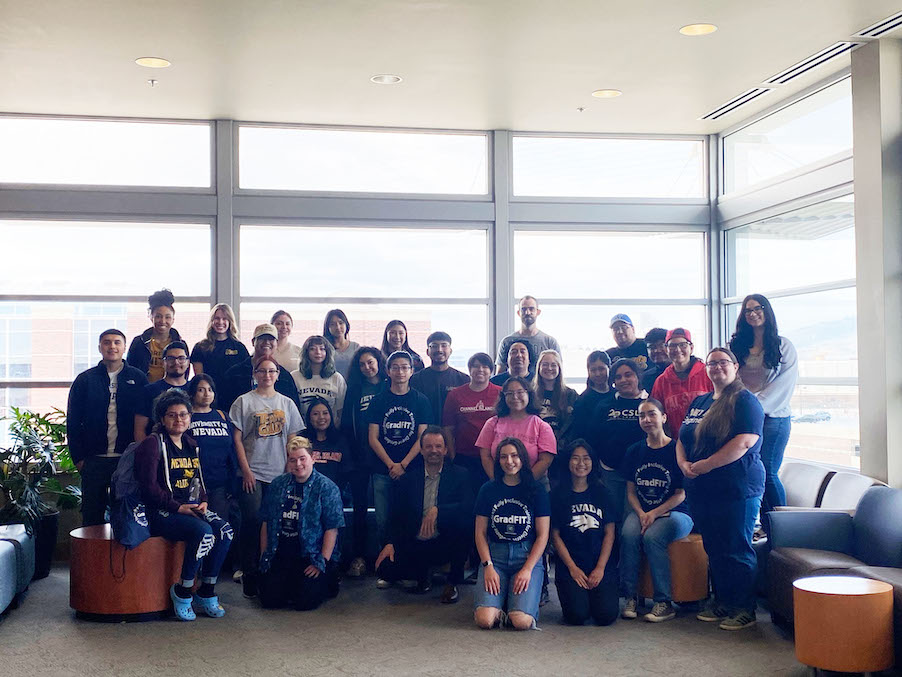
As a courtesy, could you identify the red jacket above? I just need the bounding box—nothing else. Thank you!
[651,359,714,438]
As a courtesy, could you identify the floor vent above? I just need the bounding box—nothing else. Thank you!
[699,87,773,121]
[764,41,862,85]
[854,10,902,38]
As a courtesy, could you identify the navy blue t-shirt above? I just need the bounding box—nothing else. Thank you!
[366,388,433,473]
[679,389,765,500]
[620,439,688,514]
[590,395,647,471]
[551,483,615,572]
[188,409,236,494]
[139,379,188,435]
[475,480,550,545]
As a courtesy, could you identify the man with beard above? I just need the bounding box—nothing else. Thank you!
[495,296,561,374]
[410,331,470,424]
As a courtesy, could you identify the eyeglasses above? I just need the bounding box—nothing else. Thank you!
[705,359,734,369]
[743,305,765,316]
[666,341,692,351]
[504,389,528,398]
[389,364,412,372]
[163,355,188,363]
[254,368,279,375]
[164,412,190,420]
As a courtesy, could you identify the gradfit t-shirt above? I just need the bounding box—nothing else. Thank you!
[475,480,550,545]
[551,483,615,572]
[278,481,305,558]
[367,388,433,473]
[620,439,688,514]
[679,389,765,500]
[229,391,305,483]
[441,383,501,459]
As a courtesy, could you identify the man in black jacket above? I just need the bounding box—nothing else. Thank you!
[374,426,474,603]
[219,323,301,412]
[67,329,148,525]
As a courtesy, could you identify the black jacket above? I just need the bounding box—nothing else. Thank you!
[388,463,474,547]
[219,356,301,413]
[67,361,148,464]
[126,327,183,378]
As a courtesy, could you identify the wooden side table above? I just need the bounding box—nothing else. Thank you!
[69,524,184,621]
[638,533,709,603]
[793,575,894,673]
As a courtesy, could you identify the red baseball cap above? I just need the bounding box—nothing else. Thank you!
[665,328,692,343]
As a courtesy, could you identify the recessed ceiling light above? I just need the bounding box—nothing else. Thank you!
[135,56,171,68]
[680,23,717,36]
[370,74,402,85]
[591,89,622,98]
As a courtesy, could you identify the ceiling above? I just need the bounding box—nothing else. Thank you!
[1,0,900,134]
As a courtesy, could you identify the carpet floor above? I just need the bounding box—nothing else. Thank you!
[1,566,819,677]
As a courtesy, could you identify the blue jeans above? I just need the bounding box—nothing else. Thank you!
[371,473,395,550]
[619,510,694,602]
[474,540,544,622]
[690,495,761,614]
[148,508,233,583]
[760,416,791,534]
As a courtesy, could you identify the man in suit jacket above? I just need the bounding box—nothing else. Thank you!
[375,425,474,604]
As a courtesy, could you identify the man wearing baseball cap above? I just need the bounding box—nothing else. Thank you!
[220,322,301,412]
[650,328,713,437]
[606,314,648,371]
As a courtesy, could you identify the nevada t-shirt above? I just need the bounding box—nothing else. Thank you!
[620,439,688,514]
[550,483,615,572]
[475,480,550,545]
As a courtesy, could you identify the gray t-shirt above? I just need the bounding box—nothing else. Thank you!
[495,329,562,369]
[229,390,305,483]
[332,341,361,381]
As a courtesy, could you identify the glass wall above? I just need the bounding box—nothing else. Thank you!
[724,197,859,468]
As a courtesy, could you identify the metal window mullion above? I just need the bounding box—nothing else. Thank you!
[722,279,856,304]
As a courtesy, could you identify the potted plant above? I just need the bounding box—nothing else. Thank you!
[0,407,81,579]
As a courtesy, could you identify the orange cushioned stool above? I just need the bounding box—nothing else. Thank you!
[637,533,709,603]
[69,524,185,622]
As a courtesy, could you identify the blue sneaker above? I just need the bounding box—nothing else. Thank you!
[169,585,196,621]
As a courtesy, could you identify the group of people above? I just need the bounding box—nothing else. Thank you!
[66,289,798,630]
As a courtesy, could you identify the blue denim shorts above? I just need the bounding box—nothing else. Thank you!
[474,540,544,621]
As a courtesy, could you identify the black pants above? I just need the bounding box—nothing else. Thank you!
[258,552,338,611]
[343,468,370,561]
[376,529,468,585]
[554,561,619,626]
[80,456,120,526]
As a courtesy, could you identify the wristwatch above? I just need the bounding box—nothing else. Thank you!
[481,560,493,568]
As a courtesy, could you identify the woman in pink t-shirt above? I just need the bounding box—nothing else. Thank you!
[476,376,557,481]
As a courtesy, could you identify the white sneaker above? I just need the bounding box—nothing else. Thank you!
[376,578,391,589]
[621,598,639,619]
[232,569,243,583]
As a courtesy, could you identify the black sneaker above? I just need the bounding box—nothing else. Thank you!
[440,584,459,604]
[407,580,432,595]
[539,584,550,607]
[242,573,258,599]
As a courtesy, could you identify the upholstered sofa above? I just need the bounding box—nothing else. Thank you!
[0,524,36,615]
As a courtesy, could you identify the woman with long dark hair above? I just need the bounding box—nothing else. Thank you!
[380,320,425,373]
[323,309,360,380]
[473,437,550,631]
[290,335,347,424]
[300,397,349,484]
[550,439,618,626]
[677,347,765,631]
[339,346,388,577]
[190,304,249,388]
[729,294,797,532]
[187,374,237,523]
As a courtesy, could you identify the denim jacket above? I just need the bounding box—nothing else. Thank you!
[259,469,344,573]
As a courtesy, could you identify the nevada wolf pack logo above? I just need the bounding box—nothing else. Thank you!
[569,512,600,533]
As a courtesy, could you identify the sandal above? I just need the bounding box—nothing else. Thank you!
[193,594,226,618]
[170,584,196,621]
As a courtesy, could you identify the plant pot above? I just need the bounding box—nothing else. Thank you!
[33,510,60,580]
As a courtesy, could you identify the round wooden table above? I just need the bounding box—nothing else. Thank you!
[638,533,709,603]
[793,575,894,673]
[69,524,184,621]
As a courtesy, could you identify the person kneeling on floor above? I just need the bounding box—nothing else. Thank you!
[257,437,344,611]
[374,426,474,603]
[134,388,233,621]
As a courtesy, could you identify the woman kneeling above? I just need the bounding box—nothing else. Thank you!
[257,437,344,611]
[474,437,550,631]
[135,388,233,621]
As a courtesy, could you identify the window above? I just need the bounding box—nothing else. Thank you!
[0,221,212,297]
[723,78,852,194]
[514,229,709,386]
[724,197,858,468]
[512,136,706,199]
[0,118,212,187]
[238,126,489,194]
